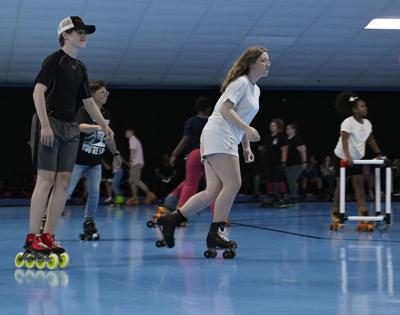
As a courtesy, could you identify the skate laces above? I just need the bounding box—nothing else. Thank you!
[35,237,49,249]
[28,235,49,249]
[217,227,230,242]
[43,234,61,248]
[37,241,49,249]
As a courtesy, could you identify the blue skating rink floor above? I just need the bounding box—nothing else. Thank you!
[1,202,400,315]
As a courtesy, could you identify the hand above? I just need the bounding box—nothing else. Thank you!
[113,155,122,169]
[345,158,354,167]
[374,154,384,160]
[40,125,54,147]
[302,162,308,170]
[104,126,114,142]
[243,149,255,163]
[169,155,176,167]
[245,126,260,142]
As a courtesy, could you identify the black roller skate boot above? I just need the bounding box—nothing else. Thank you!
[155,210,187,248]
[146,204,172,228]
[204,222,236,259]
[79,217,100,241]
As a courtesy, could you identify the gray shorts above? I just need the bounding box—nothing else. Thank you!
[30,114,80,173]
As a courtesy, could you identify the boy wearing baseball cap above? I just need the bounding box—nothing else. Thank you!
[21,16,113,265]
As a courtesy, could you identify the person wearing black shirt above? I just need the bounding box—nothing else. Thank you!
[261,118,288,207]
[22,17,113,261]
[154,153,177,199]
[284,123,307,203]
[150,97,212,224]
[65,80,120,240]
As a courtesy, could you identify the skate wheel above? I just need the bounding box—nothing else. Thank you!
[59,271,70,287]
[14,269,25,284]
[204,249,216,259]
[58,253,69,269]
[79,234,85,240]
[155,240,165,248]
[25,254,36,269]
[92,234,100,240]
[35,259,46,270]
[25,270,35,283]
[146,221,156,228]
[223,250,235,259]
[15,252,25,268]
[47,253,59,270]
[47,271,59,288]
[35,270,46,282]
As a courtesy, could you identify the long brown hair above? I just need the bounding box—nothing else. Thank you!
[220,46,268,93]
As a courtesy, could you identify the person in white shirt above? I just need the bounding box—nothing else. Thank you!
[155,46,270,256]
[125,129,156,205]
[330,92,383,231]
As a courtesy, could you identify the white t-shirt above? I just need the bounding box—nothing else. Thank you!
[129,135,144,167]
[203,75,260,145]
[334,116,372,160]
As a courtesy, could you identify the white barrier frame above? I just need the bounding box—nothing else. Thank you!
[339,159,392,224]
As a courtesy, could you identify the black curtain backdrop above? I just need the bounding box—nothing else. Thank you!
[1,87,399,190]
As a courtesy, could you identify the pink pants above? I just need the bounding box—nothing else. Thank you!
[170,148,215,213]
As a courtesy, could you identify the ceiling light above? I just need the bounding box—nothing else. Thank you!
[365,19,400,30]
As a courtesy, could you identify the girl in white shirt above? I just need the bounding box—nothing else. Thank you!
[330,92,383,231]
[156,46,270,255]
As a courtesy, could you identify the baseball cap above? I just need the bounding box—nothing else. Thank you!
[57,16,96,36]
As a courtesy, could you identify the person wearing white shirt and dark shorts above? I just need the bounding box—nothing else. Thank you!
[330,92,383,231]
[154,46,271,258]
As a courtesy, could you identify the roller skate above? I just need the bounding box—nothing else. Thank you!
[104,196,113,204]
[147,205,171,228]
[126,197,139,205]
[79,217,100,240]
[329,210,344,231]
[356,208,375,232]
[260,197,275,208]
[109,195,125,207]
[41,233,69,268]
[114,195,125,205]
[275,197,290,208]
[155,210,187,248]
[204,222,236,259]
[15,234,59,270]
[144,191,157,205]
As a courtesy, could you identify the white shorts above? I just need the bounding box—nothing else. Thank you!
[200,129,238,160]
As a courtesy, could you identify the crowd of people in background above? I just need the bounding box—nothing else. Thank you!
[3,115,400,205]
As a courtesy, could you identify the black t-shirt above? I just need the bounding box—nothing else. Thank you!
[286,135,305,166]
[183,116,208,153]
[75,107,110,165]
[265,133,288,165]
[35,49,91,122]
